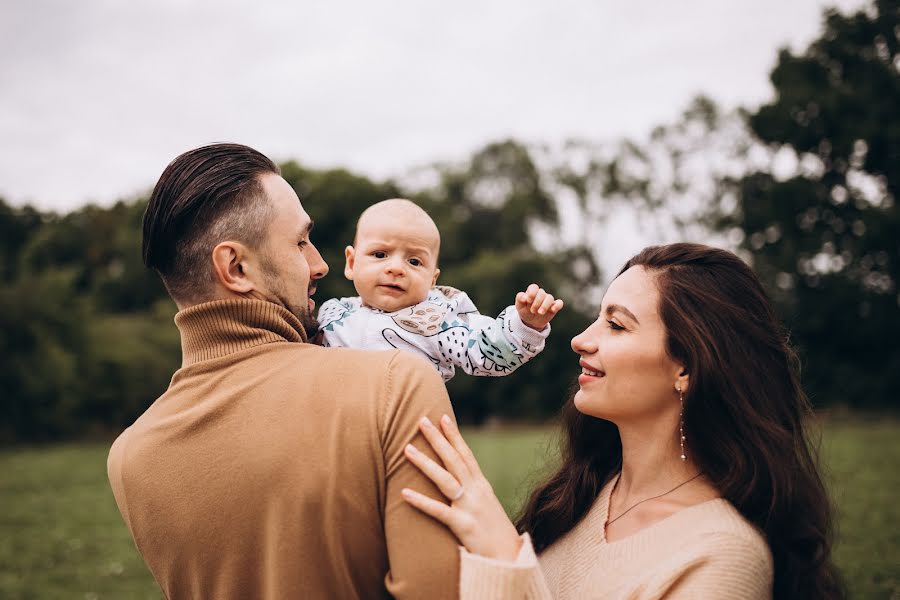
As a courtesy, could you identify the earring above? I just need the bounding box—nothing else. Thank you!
[677,385,686,461]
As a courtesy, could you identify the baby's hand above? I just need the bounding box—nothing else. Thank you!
[515,284,564,331]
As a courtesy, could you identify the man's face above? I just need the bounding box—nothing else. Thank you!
[254,173,328,335]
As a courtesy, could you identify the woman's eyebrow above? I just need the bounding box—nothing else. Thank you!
[605,303,640,324]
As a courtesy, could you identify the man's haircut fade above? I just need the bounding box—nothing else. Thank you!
[142,143,281,302]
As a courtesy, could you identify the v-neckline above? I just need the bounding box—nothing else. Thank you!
[598,473,725,546]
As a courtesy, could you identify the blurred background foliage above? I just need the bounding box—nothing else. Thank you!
[1,0,897,443]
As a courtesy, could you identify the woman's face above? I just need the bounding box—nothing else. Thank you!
[571,265,684,423]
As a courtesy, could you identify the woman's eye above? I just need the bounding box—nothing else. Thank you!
[607,320,624,331]
[408,258,422,266]
[298,239,308,248]
[373,251,387,259]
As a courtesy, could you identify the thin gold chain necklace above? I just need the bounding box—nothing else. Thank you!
[606,472,704,527]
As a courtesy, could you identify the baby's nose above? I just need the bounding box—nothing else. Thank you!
[385,259,406,274]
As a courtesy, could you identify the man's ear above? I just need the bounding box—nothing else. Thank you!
[211,241,256,294]
[431,267,441,287]
[344,245,356,280]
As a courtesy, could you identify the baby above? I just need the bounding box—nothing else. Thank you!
[317,199,563,381]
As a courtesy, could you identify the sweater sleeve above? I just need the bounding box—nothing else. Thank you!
[459,533,554,599]
[379,352,461,600]
[450,304,550,377]
[657,533,774,600]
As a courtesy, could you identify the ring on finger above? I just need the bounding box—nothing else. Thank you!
[450,486,465,501]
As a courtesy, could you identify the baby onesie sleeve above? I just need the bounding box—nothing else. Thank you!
[432,288,550,378]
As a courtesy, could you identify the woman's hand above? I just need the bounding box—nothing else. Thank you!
[401,415,524,561]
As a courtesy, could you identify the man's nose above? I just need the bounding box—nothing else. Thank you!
[310,245,329,279]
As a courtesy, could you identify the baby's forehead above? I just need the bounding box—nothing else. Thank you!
[355,200,440,249]
[358,200,432,225]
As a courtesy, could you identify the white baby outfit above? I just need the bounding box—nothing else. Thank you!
[317,286,550,381]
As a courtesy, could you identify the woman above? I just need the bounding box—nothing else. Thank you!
[401,243,843,599]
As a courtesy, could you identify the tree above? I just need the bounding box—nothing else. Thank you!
[726,0,900,407]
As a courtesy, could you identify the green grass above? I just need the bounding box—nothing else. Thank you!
[1,419,897,599]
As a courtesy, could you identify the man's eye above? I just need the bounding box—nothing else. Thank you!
[298,239,308,248]
[373,251,387,259]
[607,320,624,331]
[408,258,422,266]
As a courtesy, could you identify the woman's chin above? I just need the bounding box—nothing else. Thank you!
[574,391,624,424]
[573,390,602,418]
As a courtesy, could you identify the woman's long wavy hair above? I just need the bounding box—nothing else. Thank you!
[516,243,844,599]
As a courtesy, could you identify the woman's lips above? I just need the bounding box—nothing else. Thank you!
[578,362,605,386]
[578,372,604,386]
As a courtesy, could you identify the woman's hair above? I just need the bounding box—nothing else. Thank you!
[516,243,844,599]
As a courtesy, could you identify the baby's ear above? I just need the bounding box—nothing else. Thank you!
[431,267,440,287]
[344,246,356,280]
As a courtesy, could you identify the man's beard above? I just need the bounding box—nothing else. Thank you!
[292,304,320,339]
[277,289,320,340]
[259,264,320,339]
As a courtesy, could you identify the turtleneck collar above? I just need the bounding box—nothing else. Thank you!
[174,299,308,367]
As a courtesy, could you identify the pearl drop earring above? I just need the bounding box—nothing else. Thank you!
[677,384,686,461]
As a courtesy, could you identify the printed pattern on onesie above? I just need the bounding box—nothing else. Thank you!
[317,286,549,381]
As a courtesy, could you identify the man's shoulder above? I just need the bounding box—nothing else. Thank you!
[275,343,439,387]
[321,346,442,384]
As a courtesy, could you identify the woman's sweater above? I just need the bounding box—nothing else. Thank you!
[460,475,773,599]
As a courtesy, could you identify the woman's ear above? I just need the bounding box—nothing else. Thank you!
[675,369,690,397]
[211,241,255,294]
[344,245,356,280]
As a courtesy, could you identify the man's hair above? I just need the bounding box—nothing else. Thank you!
[142,143,280,302]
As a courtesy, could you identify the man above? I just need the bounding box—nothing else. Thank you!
[108,143,459,599]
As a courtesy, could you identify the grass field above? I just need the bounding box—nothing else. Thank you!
[1,418,898,599]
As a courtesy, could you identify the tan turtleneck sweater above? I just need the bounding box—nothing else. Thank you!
[460,474,773,599]
[107,299,459,599]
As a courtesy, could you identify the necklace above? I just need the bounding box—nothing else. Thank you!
[606,472,704,527]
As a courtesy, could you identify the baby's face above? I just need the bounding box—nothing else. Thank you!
[345,213,440,312]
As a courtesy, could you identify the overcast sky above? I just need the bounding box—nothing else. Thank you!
[1,0,867,211]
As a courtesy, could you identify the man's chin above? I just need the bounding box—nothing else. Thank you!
[301,316,320,340]
[293,307,319,339]
[282,301,319,339]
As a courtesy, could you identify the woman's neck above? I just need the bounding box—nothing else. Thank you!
[615,417,700,500]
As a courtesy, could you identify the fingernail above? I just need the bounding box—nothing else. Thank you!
[420,417,433,428]
[405,443,418,455]
[401,488,413,498]
[441,414,452,426]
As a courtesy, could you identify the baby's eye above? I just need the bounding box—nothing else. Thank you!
[373,251,387,259]
[408,258,422,267]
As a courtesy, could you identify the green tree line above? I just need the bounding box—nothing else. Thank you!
[1,0,896,442]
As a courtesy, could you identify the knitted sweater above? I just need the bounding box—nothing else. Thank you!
[107,299,459,599]
[460,475,773,599]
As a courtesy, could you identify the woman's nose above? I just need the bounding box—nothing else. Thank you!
[571,324,598,354]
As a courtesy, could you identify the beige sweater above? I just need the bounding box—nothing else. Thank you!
[108,299,459,599]
[460,475,773,599]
